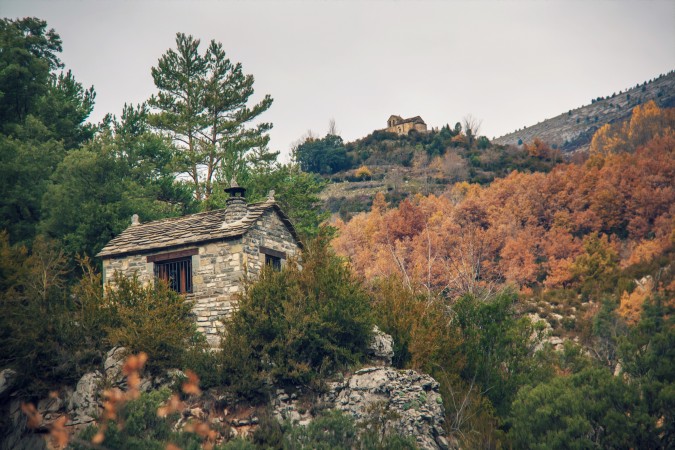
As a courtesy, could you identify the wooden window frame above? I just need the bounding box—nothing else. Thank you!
[260,246,285,271]
[147,248,198,263]
[259,246,286,260]
[148,248,198,294]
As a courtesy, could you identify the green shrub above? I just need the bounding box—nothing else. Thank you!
[220,234,373,397]
[453,291,552,417]
[182,345,223,390]
[102,272,201,373]
[0,234,92,395]
[251,410,288,448]
[369,276,463,373]
[73,266,202,375]
[72,389,185,450]
[283,410,417,450]
[509,368,656,449]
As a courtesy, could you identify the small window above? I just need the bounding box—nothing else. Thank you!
[265,253,282,271]
[154,257,192,293]
[260,245,285,272]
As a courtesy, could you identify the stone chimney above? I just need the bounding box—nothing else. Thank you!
[224,177,248,222]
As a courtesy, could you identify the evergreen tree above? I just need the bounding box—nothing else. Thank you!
[40,104,195,257]
[295,133,351,174]
[148,33,273,202]
[0,18,95,245]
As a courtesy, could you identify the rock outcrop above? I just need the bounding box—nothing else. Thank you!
[3,329,452,449]
[367,326,395,366]
[273,365,449,450]
[0,369,17,400]
[67,371,103,426]
[493,71,675,153]
[327,367,448,450]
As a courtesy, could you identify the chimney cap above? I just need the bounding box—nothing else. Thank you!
[131,214,140,226]
[224,177,246,198]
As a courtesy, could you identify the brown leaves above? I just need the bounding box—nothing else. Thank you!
[91,351,148,446]
[156,370,217,449]
[157,394,184,418]
[21,401,69,449]
[50,415,69,448]
[335,105,675,295]
[182,370,201,396]
[21,402,42,429]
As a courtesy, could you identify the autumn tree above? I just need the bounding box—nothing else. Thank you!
[334,104,674,295]
[590,101,675,156]
[148,33,273,202]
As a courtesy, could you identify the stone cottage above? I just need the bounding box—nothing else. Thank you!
[97,182,302,345]
[385,115,428,135]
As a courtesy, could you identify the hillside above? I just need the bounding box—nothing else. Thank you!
[333,103,675,447]
[493,70,675,152]
[314,128,561,220]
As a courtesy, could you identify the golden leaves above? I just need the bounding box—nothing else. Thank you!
[335,106,675,295]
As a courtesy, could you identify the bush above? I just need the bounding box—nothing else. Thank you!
[283,410,418,450]
[453,291,551,417]
[182,345,223,390]
[354,165,373,179]
[220,233,373,397]
[73,389,181,450]
[0,234,94,395]
[74,268,202,375]
[369,276,462,373]
[509,368,656,449]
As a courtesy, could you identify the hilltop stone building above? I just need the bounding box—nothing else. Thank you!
[385,115,428,135]
[97,182,301,345]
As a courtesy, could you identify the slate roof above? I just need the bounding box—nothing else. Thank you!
[97,199,300,258]
[387,115,426,126]
[403,115,426,125]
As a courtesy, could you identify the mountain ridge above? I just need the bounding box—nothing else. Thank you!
[493,70,675,152]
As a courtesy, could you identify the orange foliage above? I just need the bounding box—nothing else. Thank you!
[619,277,653,325]
[334,105,675,295]
[523,138,559,159]
[354,165,372,179]
[590,101,675,156]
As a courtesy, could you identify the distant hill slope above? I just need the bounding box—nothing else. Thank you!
[493,71,675,153]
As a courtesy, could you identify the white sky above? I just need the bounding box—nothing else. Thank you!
[3,0,674,160]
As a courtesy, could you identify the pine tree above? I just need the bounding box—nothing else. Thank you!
[148,33,273,202]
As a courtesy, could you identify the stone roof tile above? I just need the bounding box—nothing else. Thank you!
[97,200,299,258]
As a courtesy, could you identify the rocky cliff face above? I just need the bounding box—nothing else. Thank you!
[1,329,453,450]
[494,71,675,153]
[328,367,449,449]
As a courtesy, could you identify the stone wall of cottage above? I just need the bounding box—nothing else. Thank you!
[101,209,300,346]
[243,209,300,277]
[191,238,244,345]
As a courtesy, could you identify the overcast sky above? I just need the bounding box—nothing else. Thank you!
[4,0,674,159]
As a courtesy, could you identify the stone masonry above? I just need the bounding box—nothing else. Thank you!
[98,184,301,346]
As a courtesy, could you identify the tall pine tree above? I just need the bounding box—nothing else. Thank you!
[148,33,273,203]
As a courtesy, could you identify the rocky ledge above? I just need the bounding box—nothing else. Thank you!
[273,366,450,450]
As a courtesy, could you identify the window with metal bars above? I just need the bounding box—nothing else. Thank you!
[153,257,192,294]
[265,253,282,271]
